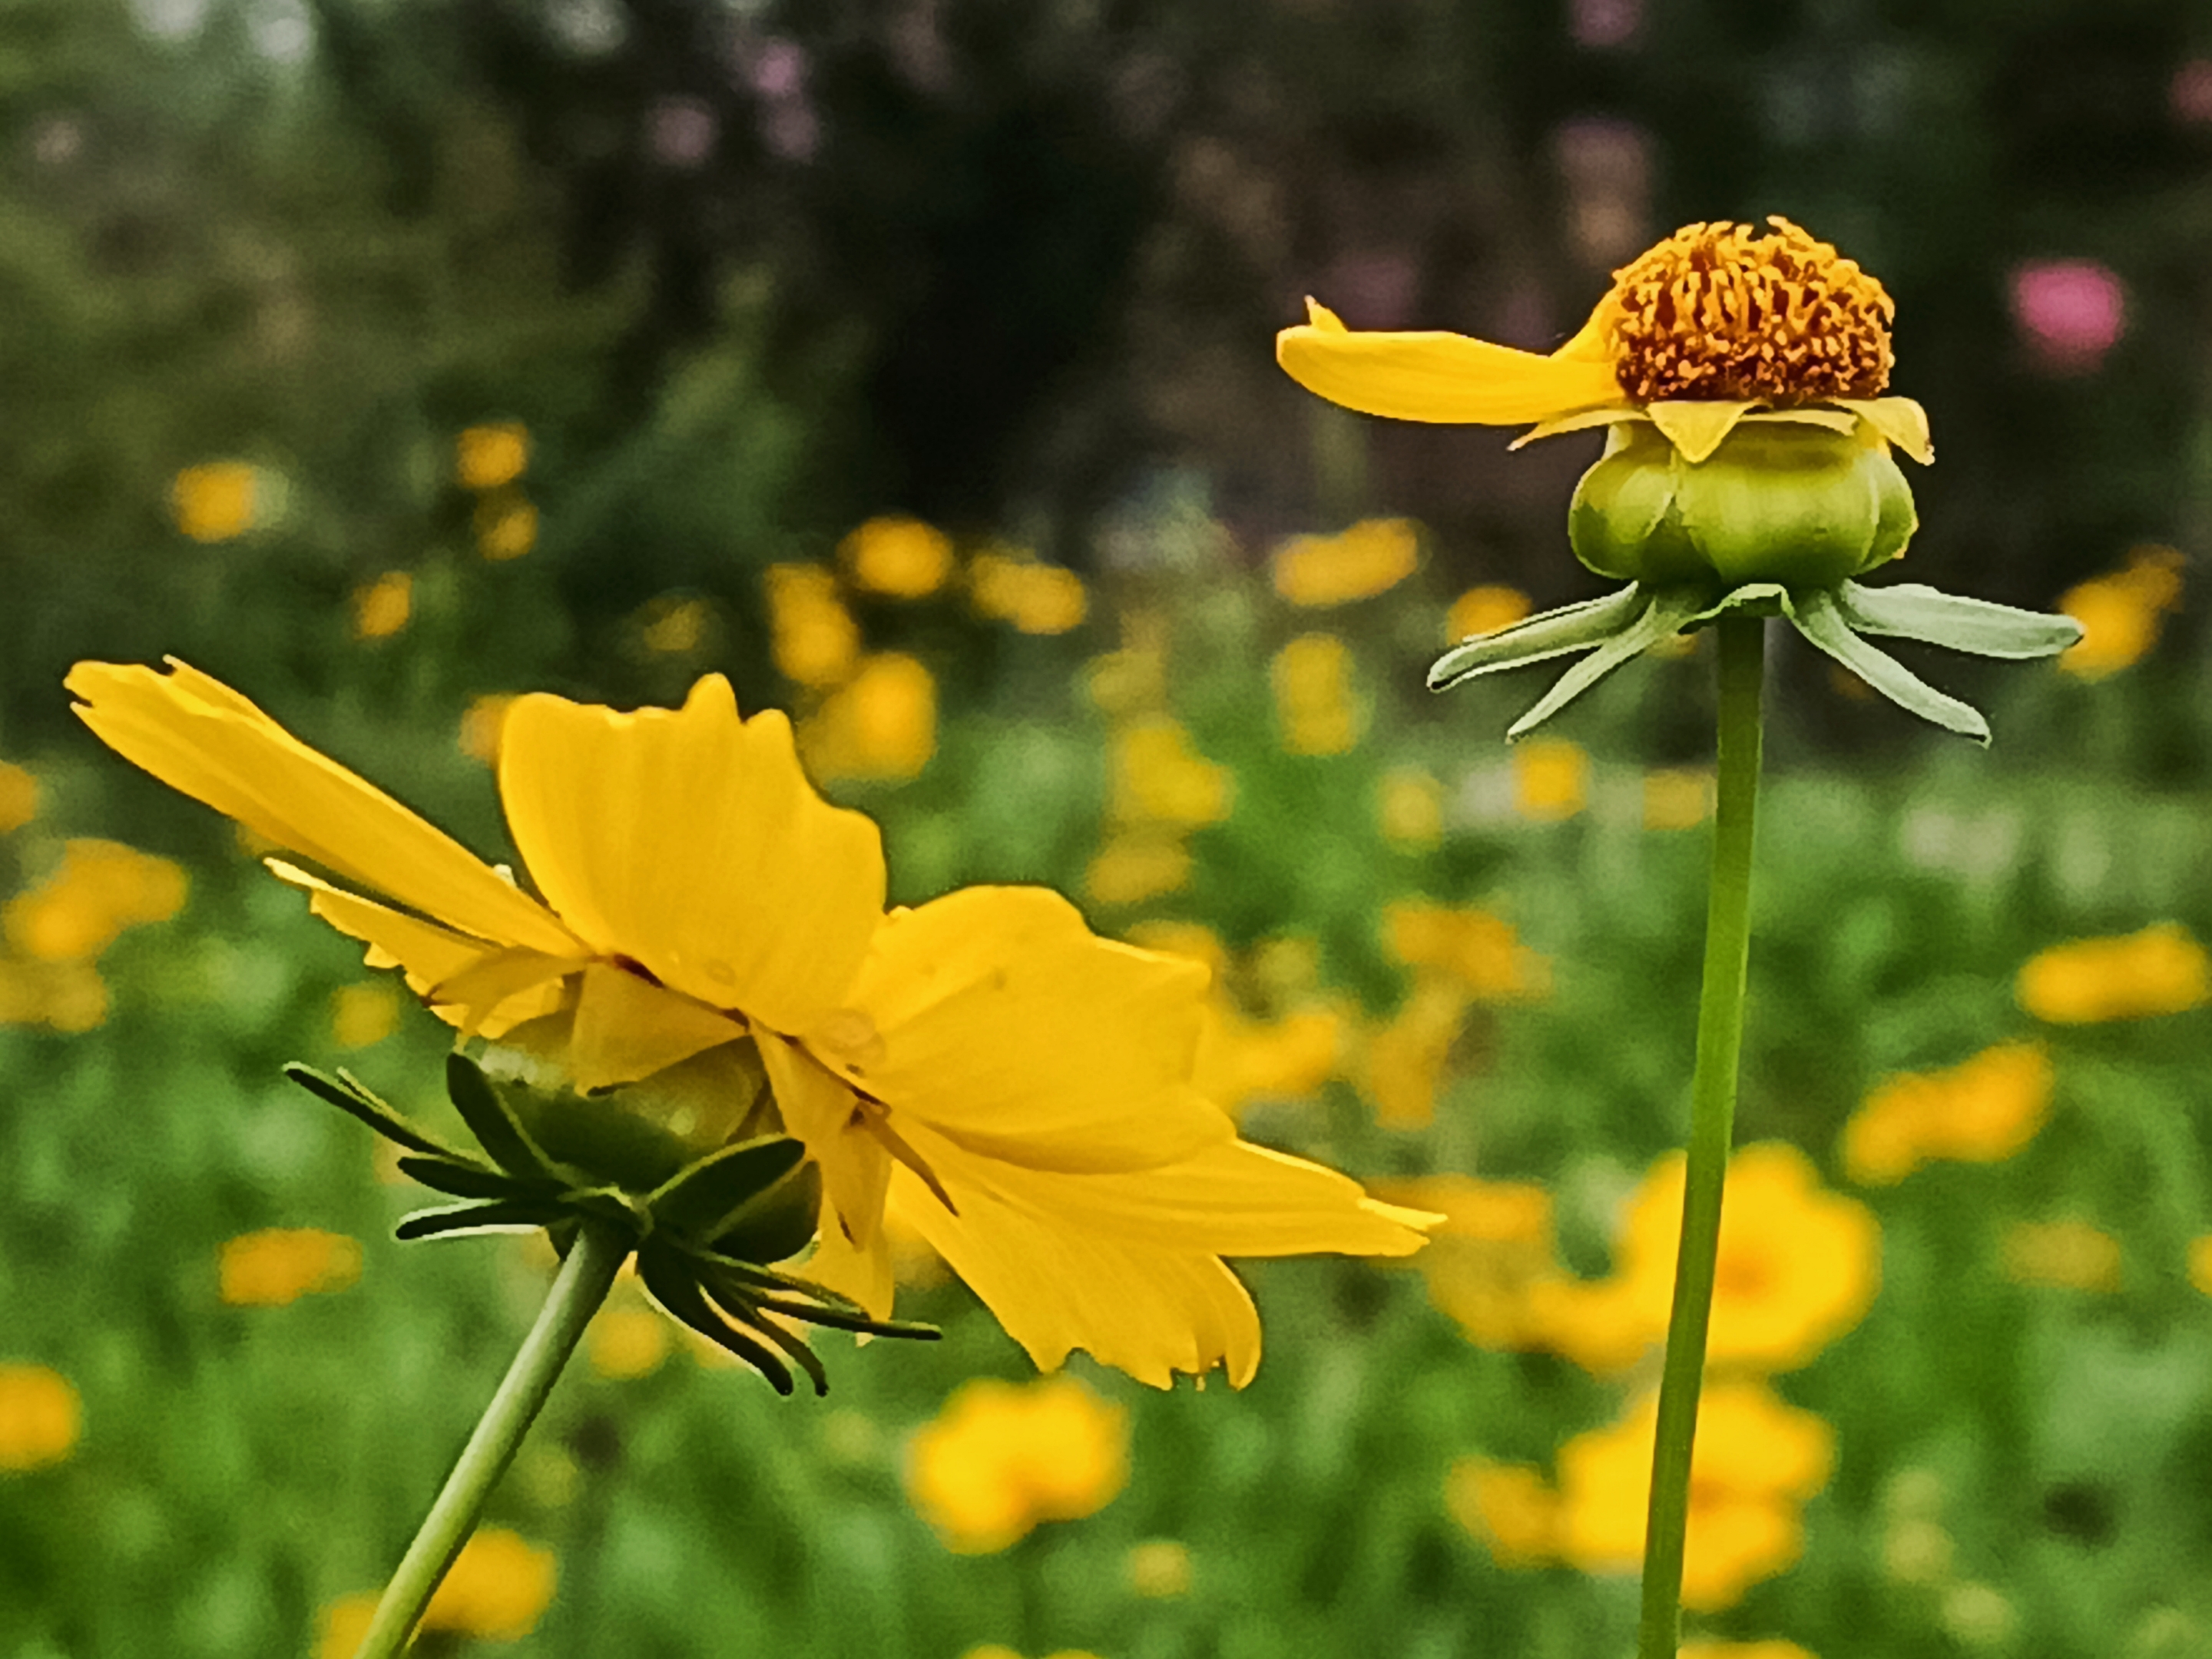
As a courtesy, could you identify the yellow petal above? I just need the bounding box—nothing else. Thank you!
[800,1199,896,1320]
[833,886,1233,1173]
[1647,401,1760,465]
[67,661,580,957]
[265,860,571,1036]
[759,1031,889,1250]
[496,675,885,1031]
[1837,396,1934,465]
[886,1158,1263,1387]
[430,947,590,1036]
[567,962,747,1092]
[1277,310,1627,426]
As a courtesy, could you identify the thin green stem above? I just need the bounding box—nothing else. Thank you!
[352,1222,631,1659]
[1636,615,1767,1659]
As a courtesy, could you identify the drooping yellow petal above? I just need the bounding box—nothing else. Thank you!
[567,962,747,1092]
[828,886,1233,1174]
[67,661,581,957]
[886,1157,1263,1387]
[758,1031,889,1251]
[1836,396,1934,465]
[496,675,886,1031]
[430,948,591,1035]
[1277,303,1628,426]
[1647,401,1761,465]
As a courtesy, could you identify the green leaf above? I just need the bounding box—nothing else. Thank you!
[395,1199,569,1241]
[1426,584,1651,691]
[646,1134,808,1240]
[1505,588,1706,740]
[1836,580,2086,660]
[395,1156,538,1202]
[1783,588,1992,743]
[445,1053,568,1184]
[635,1245,796,1396]
[283,1064,469,1161]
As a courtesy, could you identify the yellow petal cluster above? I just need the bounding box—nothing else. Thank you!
[971,548,1088,634]
[0,837,188,1032]
[905,1376,1128,1552]
[0,1364,81,1472]
[1843,1042,2053,1184]
[171,461,259,542]
[840,515,952,598]
[2058,545,2183,678]
[1272,632,1362,755]
[1270,518,1420,606]
[2016,923,2210,1023]
[218,1227,363,1306]
[68,661,1429,1387]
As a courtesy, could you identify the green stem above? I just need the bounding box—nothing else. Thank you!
[352,1222,631,1659]
[1635,615,1767,1659]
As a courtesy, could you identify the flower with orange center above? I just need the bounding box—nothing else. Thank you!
[68,661,1429,1387]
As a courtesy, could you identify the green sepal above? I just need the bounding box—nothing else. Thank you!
[445,1053,571,1184]
[635,1243,799,1396]
[708,1161,823,1267]
[283,1064,470,1161]
[694,1253,942,1342]
[394,1155,541,1203]
[1686,581,1788,625]
[737,1302,833,1396]
[396,1198,572,1241]
[1505,588,1706,741]
[694,1250,867,1311]
[1835,581,2085,660]
[1427,584,1651,691]
[751,1294,944,1342]
[1783,587,1991,743]
[646,1134,808,1240]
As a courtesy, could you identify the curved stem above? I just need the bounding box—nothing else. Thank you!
[352,1222,631,1659]
[1636,615,1767,1659]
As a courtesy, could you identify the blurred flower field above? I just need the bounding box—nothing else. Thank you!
[4,444,2211,1657]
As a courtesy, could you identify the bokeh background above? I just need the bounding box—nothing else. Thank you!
[5,2,2212,1656]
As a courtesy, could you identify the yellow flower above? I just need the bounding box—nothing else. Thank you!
[0,760,39,833]
[458,694,517,766]
[1512,738,1590,823]
[1359,975,1469,1129]
[2059,545,2184,678]
[70,661,1431,1387]
[1556,1379,1834,1611]
[971,549,1088,634]
[1195,1002,1345,1115]
[475,495,538,561]
[1383,902,1551,1001]
[639,597,710,655]
[2187,1235,2212,1298]
[1446,1459,1559,1566]
[905,1376,1129,1551]
[589,1303,673,1379]
[1279,216,1930,475]
[1270,518,1420,606]
[1110,719,1232,826]
[2002,1220,2121,1292]
[1125,1538,1193,1598]
[1377,767,1445,849]
[766,565,861,687]
[1384,1176,1560,1349]
[456,423,529,492]
[1642,767,1715,830]
[1447,584,1532,643]
[0,1364,81,1471]
[1085,833,1192,906]
[3,839,187,962]
[1843,1042,2053,1185]
[802,652,937,782]
[2017,924,2210,1022]
[218,1227,362,1306]
[350,571,412,641]
[1272,632,1362,756]
[330,982,400,1050]
[842,515,952,598]
[424,1528,557,1639]
[171,462,258,542]
[0,959,109,1031]
[1679,1644,1819,1659]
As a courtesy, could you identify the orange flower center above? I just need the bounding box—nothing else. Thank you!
[1604,216,1894,405]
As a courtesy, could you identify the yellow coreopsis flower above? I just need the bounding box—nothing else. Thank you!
[67,661,1429,1388]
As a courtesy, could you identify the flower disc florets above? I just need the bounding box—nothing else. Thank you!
[1604,217,1894,406]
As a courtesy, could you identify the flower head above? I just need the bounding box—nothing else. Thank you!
[905,1376,1128,1552]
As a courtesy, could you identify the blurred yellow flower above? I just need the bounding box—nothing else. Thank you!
[329,982,400,1050]
[0,959,109,1032]
[2017,924,2210,1022]
[802,651,937,781]
[589,1303,673,1379]
[639,596,709,654]
[843,515,953,598]
[1384,1176,1559,1349]
[1270,518,1420,606]
[1512,738,1590,823]
[424,1527,557,1639]
[1614,1143,1879,1373]
[960,1650,1104,1659]
[1643,767,1715,831]
[350,571,413,640]
[906,1376,1130,1552]
[317,1594,379,1659]
[1084,642,1167,717]
[1446,1459,1558,1567]
[3,839,187,962]
[1522,1272,1657,1374]
[0,1364,81,1472]
[1361,976,1470,1129]
[1383,902,1551,1002]
[2059,545,2184,679]
[2002,1219,2121,1292]
[171,461,257,542]
[1085,834,1192,906]
[1446,584,1532,644]
[2188,1236,2212,1298]
[767,564,862,687]
[1126,1538,1193,1598]
[1111,719,1232,826]
[1679,1644,1819,1659]
[1377,767,1444,849]
[1196,1002,1345,1115]
[218,1227,363,1306]
[1843,1042,2053,1185]
[1557,1379,1833,1611]
[475,495,538,561]
[0,761,38,833]
[457,694,516,766]
[1272,632,1362,755]
[456,422,529,492]
[972,549,1088,634]
[1121,920,1228,979]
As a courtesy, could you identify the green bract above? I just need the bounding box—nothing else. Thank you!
[1569,420,1916,588]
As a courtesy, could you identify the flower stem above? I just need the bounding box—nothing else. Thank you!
[1635,614,1767,1659]
[352,1221,631,1659]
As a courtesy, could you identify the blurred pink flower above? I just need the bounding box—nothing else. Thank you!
[2171,59,2212,125]
[1571,0,1642,48]
[2008,259,2127,373]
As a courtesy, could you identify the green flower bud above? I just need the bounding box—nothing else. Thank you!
[1569,419,1916,589]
